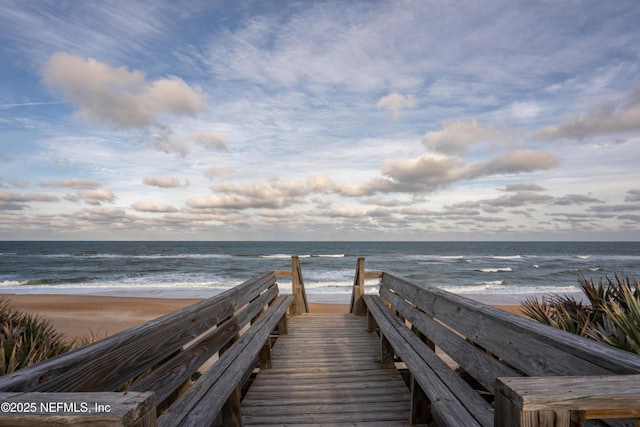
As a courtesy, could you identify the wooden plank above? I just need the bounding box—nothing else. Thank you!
[242,312,412,426]
[241,392,409,407]
[131,284,280,403]
[129,315,240,403]
[0,271,278,393]
[381,272,640,376]
[246,372,405,386]
[364,295,484,427]
[244,410,411,425]
[242,400,410,417]
[273,270,292,277]
[158,295,293,427]
[0,392,155,426]
[497,375,640,415]
[381,284,519,391]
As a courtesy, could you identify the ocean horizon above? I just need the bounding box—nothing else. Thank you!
[1,240,639,305]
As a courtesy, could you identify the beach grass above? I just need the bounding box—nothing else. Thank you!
[521,273,640,354]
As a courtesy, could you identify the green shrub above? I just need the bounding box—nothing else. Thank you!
[0,297,75,375]
[521,274,640,354]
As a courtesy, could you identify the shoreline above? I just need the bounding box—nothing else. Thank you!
[1,293,523,341]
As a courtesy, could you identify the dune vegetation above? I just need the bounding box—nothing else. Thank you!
[0,297,81,375]
[522,274,640,354]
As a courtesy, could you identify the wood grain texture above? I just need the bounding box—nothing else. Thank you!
[380,284,519,391]
[364,295,492,427]
[379,272,640,427]
[0,392,156,426]
[381,272,640,376]
[241,313,412,426]
[157,295,293,427]
[497,375,640,413]
[0,271,278,393]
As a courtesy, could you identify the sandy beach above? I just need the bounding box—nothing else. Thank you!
[1,293,522,341]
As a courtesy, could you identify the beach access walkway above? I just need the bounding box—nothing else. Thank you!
[241,313,411,426]
[0,256,639,427]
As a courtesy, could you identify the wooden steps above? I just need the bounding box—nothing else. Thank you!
[241,313,412,426]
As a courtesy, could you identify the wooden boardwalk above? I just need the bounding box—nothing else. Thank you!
[241,313,412,426]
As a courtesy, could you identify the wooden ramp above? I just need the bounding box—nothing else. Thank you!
[241,313,412,426]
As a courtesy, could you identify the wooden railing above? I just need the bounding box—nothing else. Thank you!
[349,257,382,315]
[2,256,639,426]
[274,254,308,314]
[0,257,308,426]
[361,269,640,427]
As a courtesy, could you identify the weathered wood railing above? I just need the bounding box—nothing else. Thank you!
[360,269,640,427]
[0,258,307,426]
[274,254,308,315]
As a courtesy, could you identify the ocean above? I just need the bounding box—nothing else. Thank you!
[1,241,639,305]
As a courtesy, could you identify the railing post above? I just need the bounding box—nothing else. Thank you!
[290,255,308,315]
[495,375,640,427]
[350,257,367,315]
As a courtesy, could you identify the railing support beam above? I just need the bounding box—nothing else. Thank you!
[290,255,308,315]
[350,257,367,315]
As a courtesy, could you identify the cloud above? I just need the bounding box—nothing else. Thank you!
[42,179,99,189]
[131,201,178,213]
[143,176,186,188]
[192,132,228,151]
[151,131,228,157]
[204,166,234,179]
[77,188,115,205]
[382,152,466,191]
[589,204,640,213]
[422,119,509,154]
[308,148,559,198]
[376,92,416,119]
[466,150,559,178]
[187,179,307,210]
[0,191,59,210]
[553,194,603,205]
[502,183,547,192]
[42,52,206,129]
[0,178,29,188]
[152,135,191,157]
[378,150,558,194]
[484,191,555,208]
[508,101,542,120]
[625,189,640,202]
[0,191,59,203]
[68,207,129,225]
[534,109,640,140]
[533,84,640,140]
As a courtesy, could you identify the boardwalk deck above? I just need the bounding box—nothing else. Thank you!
[241,313,412,426]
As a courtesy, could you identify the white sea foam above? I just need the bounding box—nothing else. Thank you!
[478,267,512,273]
[260,254,305,259]
[491,255,522,260]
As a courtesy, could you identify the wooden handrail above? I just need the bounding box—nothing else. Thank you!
[291,255,308,314]
[495,375,640,426]
[274,255,308,314]
[350,257,366,315]
[349,257,382,315]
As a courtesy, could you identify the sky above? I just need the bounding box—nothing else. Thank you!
[1,0,640,241]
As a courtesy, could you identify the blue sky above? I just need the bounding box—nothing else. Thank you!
[1,0,639,240]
